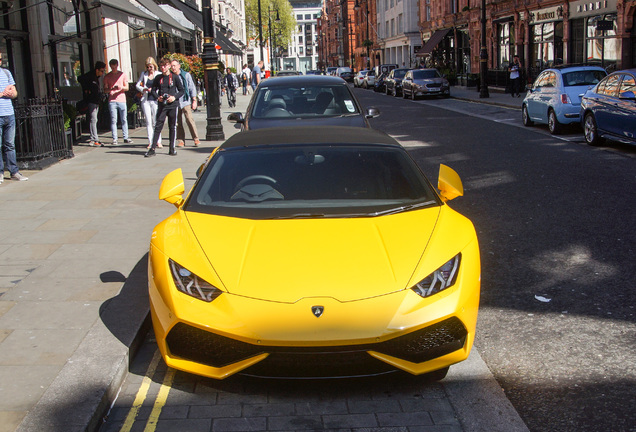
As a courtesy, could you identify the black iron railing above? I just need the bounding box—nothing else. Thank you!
[14,98,73,170]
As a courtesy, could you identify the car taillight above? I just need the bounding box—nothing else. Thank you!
[561,94,572,104]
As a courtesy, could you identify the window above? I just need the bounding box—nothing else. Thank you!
[391,19,394,37]
[305,14,311,20]
[586,14,618,68]
[398,14,403,34]
[601,74,620,96]
[620,74,636,95]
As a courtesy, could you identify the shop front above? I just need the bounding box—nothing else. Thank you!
[527,6,565,79]
[569,0,618,70]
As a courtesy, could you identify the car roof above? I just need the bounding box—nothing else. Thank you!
[608,68,636,75]
[220,126,401,150]
[545,65,606,73]
[258,75,346,86]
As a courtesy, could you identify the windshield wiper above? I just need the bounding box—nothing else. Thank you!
[371,200,437,216]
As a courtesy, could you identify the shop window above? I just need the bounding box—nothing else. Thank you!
[498,22,514,69]
[586,14,618,70]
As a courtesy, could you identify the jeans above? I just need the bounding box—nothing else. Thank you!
[87,103,99,142]
[151,105,177,150]
[109,101,128,141]
[141,100,160,145]
[0,114,17,176]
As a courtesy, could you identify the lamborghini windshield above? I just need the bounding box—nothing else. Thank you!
[186,144,439,219]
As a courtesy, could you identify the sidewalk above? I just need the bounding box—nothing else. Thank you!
[451,85,524,110]
[0,96,248,432]
[0,88,528,432]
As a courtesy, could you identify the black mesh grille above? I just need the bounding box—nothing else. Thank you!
[165,317,467,371]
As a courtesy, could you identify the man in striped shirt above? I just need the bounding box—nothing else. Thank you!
[0,54,27,183]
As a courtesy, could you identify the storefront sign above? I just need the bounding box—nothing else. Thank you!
[569,0,616,18]
[529,6,562,24]
[127,16,147,29]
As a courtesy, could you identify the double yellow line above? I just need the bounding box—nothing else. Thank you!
[119,350,175,432]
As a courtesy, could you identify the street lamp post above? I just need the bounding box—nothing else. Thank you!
[201,0,225,140]
[268,9,280,74]
[257,0,264,64]
[479,0,489,98]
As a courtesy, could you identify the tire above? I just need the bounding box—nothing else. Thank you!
[548,109,561,135]
[583,113,603,146]
[522,105,533,126]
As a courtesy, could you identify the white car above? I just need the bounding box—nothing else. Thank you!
[362,70,376,89]
[354,70,369,87]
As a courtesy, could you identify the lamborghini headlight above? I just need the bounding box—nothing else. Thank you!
[169,259,222,302]
[411,254,461,298]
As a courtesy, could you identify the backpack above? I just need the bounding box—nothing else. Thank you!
[241,72,247,82]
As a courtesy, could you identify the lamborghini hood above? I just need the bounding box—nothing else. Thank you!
[185,208,441,303]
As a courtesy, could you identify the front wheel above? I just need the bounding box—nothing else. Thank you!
[584,113,603,146]
[522,105,533,126]
[548,109,561,134]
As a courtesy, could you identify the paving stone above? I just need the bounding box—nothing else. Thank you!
[377,411,435,427]
[212,416,266,431]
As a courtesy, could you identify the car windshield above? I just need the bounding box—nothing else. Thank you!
[251,84,361,119]
[413,70,440,79]
[562,70,606,87]
[393,69,408,78]
[186,145,439,219]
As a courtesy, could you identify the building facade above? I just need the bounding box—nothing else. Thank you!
[282,0,321,72]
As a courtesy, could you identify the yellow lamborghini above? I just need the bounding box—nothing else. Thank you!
[148,126,480,380]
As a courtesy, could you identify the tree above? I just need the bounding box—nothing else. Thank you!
[245,0,296,50]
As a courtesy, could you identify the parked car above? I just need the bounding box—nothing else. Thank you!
[580,68,636,146]
[336,67,354,83]
[354,70,369,87]
[327,67,338,76]
[385,68,410,97]
[362,69,376,89]
[522,65,606,134]
[150,125,480,380]
[402,68,451,99]
[305,70,322,75]
[374,72,387,92]
[374,64,398,78]
[227,75,380,130]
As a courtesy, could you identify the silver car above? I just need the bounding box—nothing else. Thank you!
[402,69,450,99]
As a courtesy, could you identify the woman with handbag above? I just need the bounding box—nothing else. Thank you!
[136,57,162,148]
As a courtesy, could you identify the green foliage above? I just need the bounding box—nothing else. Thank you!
[63,111,70,130]
[165,53,204,82]
[63,102,77,122]
[245,0,296,49]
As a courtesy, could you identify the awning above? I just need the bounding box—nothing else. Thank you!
[214,31,242,55]
[161,0,242,55]
[96,0,159,32]
[135,0,192,40]
[416,28,451,56]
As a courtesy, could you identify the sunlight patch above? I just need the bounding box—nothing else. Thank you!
[465,171,516,189]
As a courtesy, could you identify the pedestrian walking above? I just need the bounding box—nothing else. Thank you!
[0,54,27,183]
[171,59,200,147]
[226,68,238,107]
[136,57,162,149]
[241,64,251,95]
[144,58,183,158]
[508,55,522,98]
[251,61,263,91]
[78,61,106,147]
[103,59,133,145]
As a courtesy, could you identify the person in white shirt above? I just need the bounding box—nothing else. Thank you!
[136,57,162,148]
[241,64,251,95]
